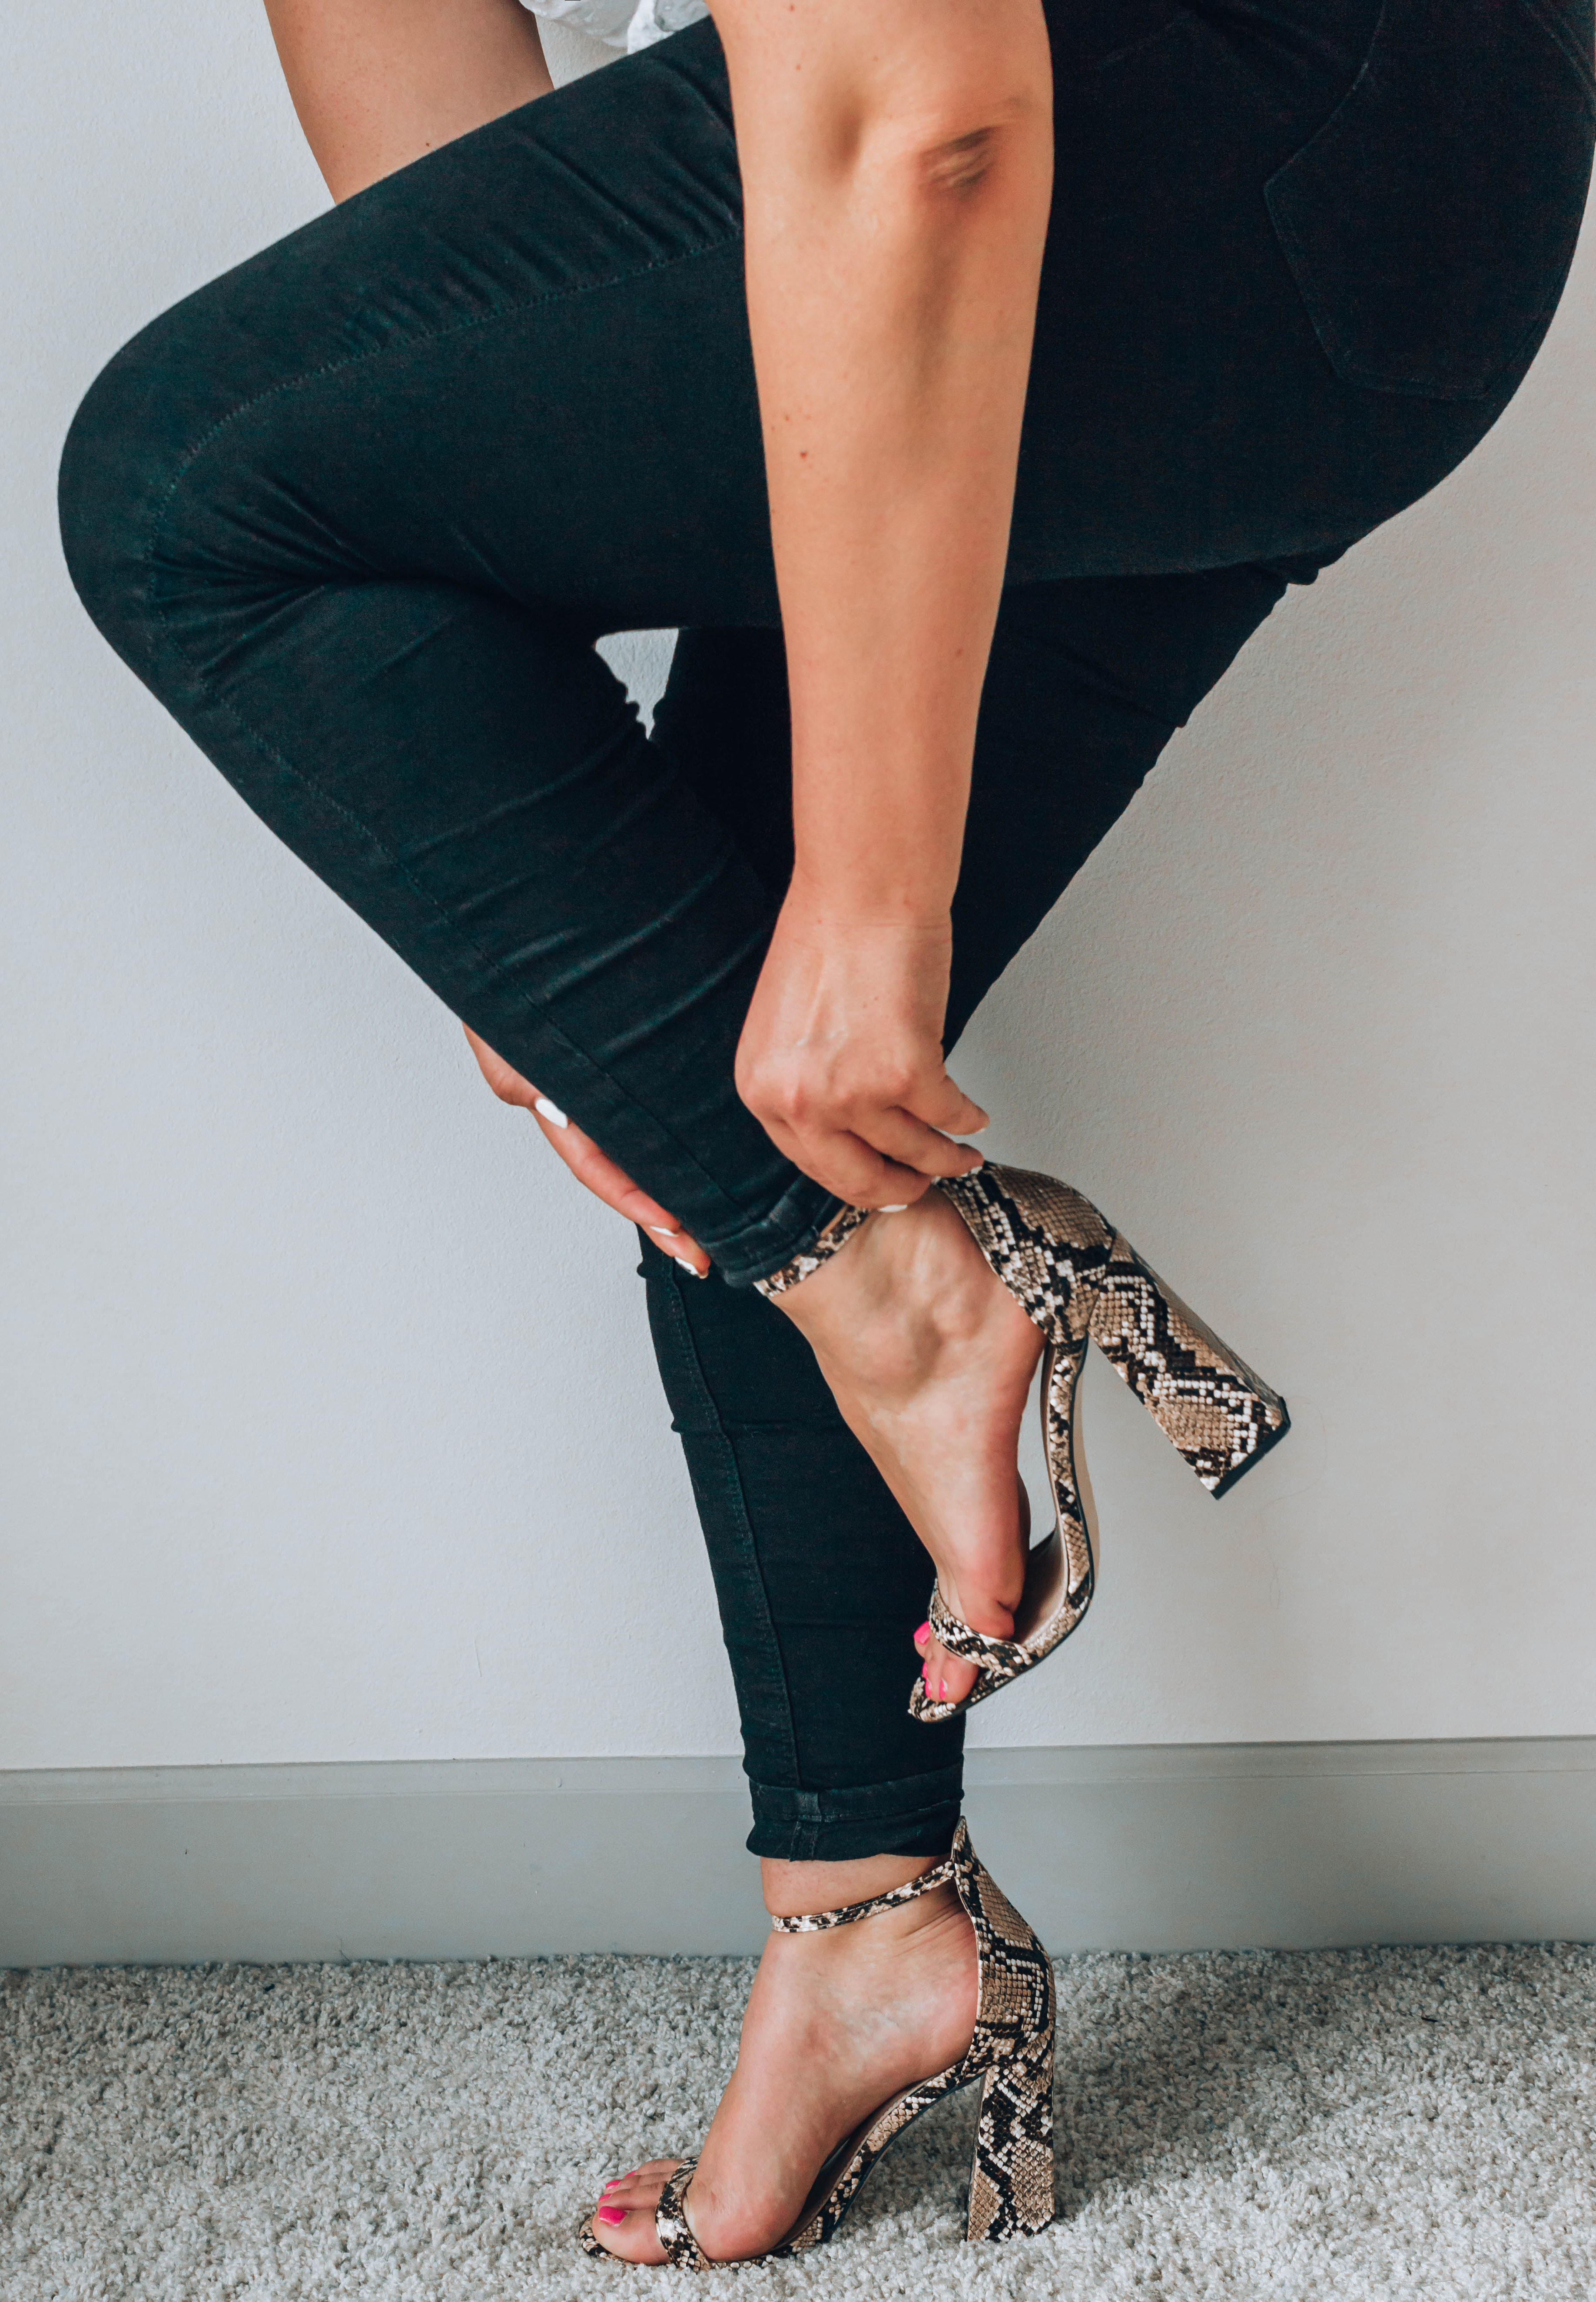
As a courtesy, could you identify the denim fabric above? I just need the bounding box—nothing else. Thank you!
[59,0,1592,1856]
[1265,0,1596,400]
[640,563,1323,1857]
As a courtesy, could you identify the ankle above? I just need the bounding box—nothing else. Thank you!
[760,1851,947,1922]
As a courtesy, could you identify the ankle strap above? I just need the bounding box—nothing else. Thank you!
[769,1849,959,1934]
[752,1203,871,1300]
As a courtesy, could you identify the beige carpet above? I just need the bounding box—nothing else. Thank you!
[3,1938,1592,2299]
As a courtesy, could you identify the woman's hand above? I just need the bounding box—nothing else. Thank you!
[735,896,987,1207]
[462,1025,711,1276]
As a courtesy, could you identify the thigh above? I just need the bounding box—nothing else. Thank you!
[63,27,776,646]
[66,0,1588,643]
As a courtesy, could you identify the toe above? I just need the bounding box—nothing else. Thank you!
[921,1638,977,1709]
[586,2206,668,2264]
[584,2160,683,2264]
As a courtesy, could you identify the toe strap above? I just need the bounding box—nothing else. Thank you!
[655,2159,712,2269]
[926,1582,1030,1673]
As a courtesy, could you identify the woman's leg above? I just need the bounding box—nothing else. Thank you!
[640,560,1305,1871]
[59,31,836,1288]
[62,0,1547,1292]
[59,0,1590,2258]
[585,557,1307,2262]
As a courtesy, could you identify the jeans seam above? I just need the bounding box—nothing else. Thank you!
[143,234,744,551]
[1517,0,1596,108]
[653,1262,803,1789]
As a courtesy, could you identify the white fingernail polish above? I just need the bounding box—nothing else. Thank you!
[649,1225,681,1240]
[533,1097,569,1128]
[879,1204,909,1214]
[674,1257,700,1277]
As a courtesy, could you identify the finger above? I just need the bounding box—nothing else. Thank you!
[534,1112,711,1275]
[757,1118,936,1211]
[462,1028,713,1273]
[850,1105,985,1180]
[461,1022,540,1108]
[902,1068,990,1139]
[640,1222,712,1279]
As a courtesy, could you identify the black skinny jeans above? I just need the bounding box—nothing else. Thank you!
[61,0,1593,1857]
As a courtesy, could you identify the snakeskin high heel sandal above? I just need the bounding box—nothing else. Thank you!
[759,1166,1288,1725]
[576,1820,1055,2266]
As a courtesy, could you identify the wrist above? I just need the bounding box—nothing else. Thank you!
[781,870,954,937]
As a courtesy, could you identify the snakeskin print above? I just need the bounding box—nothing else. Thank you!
[939,1164,1287,1490]
[753,1202,871,1298]
[909,1335,1097,1725]
[770,1850,958,1932]
[574,1821,1055,2267]
[577,2158,714,2269]
[654,2160,709,2268]
[1084,1228,1289,1496]
[909,1164,1288,1722]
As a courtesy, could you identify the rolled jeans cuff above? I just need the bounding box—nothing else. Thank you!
[712,1170,843,1290]
[745,1763,965,1862]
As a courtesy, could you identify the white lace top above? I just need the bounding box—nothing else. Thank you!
[524,0,707,56]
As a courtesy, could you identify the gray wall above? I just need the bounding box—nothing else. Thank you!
[4,5,1594,1837]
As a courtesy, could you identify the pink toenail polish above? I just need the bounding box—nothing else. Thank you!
[914,1621,930,1642]
[597,2206,626,2225]
[939,1678,948,1698]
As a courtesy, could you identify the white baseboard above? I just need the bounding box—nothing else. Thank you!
[3,1741,1593,1967]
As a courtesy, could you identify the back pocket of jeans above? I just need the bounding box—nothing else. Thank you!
[1265,0,1596,401]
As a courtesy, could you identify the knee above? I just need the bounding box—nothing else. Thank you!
[59,318,179,672]
[57,292,251,678]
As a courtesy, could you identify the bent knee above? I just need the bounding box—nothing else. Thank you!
[59,311,197,671]
[58,281,286,680]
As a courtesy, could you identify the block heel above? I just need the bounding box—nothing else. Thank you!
[1084,1218,1292,1499]
[970,2035,1056,2241]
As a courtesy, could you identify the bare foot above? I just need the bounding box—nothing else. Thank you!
[770,1187,1042,1708]
[585,1875,977,2263]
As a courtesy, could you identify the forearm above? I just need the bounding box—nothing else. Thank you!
[263,0,552,201]
[716,0,1053,925]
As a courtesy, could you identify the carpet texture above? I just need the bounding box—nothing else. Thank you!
[3,1941,1593,2299]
